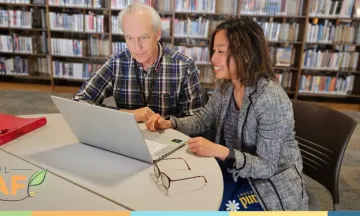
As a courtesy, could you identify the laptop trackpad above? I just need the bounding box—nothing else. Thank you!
[141,128,187,145]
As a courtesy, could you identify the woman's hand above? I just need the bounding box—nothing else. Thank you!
[188,137,230,160]
[145,114,172,131]
[120,107,155,122]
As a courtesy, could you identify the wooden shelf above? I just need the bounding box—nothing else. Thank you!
[50,29,110,35]
[201,82,216,89]
[240,14,306,18]
[302,68,360,74]
[305,42,360,46]
[273,66,299,70]
[202,84,296,95]
[298,92,360,98]
[174,11,233,16]
[54,77,85,82]
[0,52,47,57]
[174,36,209,40]
[268,41,302,44]
[0,3,45,7]
[48,5,108,11]
[0,26,46,31]
[284,88,296,94]
[308,16,352,20]
[51,55,108,60]
[0,74,51,80]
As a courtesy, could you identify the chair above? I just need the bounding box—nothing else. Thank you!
[291,99,357,210]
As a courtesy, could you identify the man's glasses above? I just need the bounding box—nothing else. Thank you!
[153,157,207,190]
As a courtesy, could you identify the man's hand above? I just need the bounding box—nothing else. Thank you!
[188,137,229,160]
[120,107,155,122]
[145,114,172,131]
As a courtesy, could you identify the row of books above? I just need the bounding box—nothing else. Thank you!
[0,0,31,4]
[200,67,214,83]
[215,0,238,14]
[84,12,104,33]
[31,57,48,75]
[0,56,47,75]
[112,41,126,54]
[240,0,304,16]
[276,71,293,89]
[51,38,84,56]
[0,10,32,28]
[354,0,360,18]
[49,12,104,33]
[309,0,355,18]
[88,37,110,56]
[161,18,171,37]
[173,17,209,38]
[52,60,102,80]
[49,0,104,8]
[355,26,360,44]
[51,37,110,57]
[302,49,359,70]
[0,8,46,29]
[269,46,296,67]
[298,74,355,95]
[49,13,83,32]
[0,57,29,75]
[257,21,299,42]
[111,16,122,34]
[109,0,172,11]
[0,10,7,27]
[31,33,47,54]
[110,0,155,9]
[0,34,34,53]
[338,44,359,52]
[175,0,215,13]
[306,21,358,43]
[201,68,294,90]
[156,0,173,12]
[174,45,209,63]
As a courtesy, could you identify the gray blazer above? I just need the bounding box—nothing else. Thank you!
[170,78,309,210]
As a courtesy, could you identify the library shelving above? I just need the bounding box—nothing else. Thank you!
[1,0,360,103]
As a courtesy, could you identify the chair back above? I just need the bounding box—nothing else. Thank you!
[291,100,357,204]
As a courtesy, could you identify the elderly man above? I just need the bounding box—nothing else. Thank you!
[73,2,203,122]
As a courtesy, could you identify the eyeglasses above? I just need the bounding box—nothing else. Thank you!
[153,157,207,190]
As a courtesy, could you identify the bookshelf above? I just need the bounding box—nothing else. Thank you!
[1,0,360,103]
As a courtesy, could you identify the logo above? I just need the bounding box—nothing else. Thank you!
[0,166,48,202]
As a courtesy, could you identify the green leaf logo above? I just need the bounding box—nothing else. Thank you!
[28,169,48,187]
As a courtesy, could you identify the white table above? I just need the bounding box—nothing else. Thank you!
[0,113,223,211]
[0,150,126,210]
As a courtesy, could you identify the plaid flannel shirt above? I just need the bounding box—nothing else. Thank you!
[73,43,203,117]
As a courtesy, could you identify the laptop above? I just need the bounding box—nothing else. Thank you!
[50,95,186,164]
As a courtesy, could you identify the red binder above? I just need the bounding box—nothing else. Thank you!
[0,114,47,146]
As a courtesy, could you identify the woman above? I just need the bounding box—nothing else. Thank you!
[146,17,309,211]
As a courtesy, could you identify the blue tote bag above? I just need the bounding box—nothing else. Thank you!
[218,162,264,211]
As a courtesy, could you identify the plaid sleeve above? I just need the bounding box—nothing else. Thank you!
[73,57,114,104]
[177,61,203,117]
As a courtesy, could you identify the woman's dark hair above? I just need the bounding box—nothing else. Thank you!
[209,17,277,89]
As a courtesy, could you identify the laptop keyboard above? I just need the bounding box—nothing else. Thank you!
[145,139,167,154]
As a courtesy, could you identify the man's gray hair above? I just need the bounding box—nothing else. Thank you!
[118,2,162,33]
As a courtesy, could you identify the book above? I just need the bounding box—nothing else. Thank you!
[0,114,47,146]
